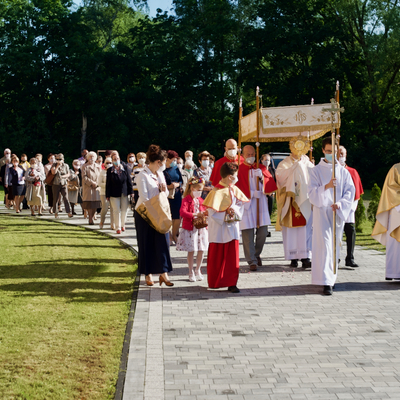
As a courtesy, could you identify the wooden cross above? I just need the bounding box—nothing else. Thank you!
[322,98,345,129]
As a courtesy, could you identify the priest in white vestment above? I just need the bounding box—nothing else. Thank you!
[276,141,314,268]
[308,138,355,295]
[372,163,400,280]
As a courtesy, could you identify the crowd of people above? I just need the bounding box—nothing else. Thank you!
[1,137,399,296]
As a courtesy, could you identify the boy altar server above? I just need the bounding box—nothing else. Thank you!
[372,162,400,280]
[236,145,277,271]
[308,137,355,295]
[276,138,314,268]
[203,162,249,293]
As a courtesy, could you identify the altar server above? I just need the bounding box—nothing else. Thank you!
[210,139,244,187]
[372,163,400,280]
[308,137,355,295]
[276,139,314,268]
[203,162,249,293]
[236,145,277,271]
[339,145,364,268]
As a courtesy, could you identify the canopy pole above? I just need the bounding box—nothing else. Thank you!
[332,81,340,275]
[256,86,260,229]
[238,98,243,165]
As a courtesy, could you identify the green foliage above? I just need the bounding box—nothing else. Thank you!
[355,194,366,233]
[0,0,399,184]
[367,183,382,227]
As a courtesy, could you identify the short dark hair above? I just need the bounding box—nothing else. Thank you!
[147,144,167,163]
[220,162,238,178]
[47,153,53,159]
[322,136,338,149]
[167,150,179,159]
[198,151,211,162]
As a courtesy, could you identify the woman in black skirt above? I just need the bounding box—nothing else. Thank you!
[5,156,25,213]
[134,145,174,287]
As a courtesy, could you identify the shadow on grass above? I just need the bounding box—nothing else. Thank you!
[0,280,133,302]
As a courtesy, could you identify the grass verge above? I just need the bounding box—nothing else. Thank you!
[0,215,137,399]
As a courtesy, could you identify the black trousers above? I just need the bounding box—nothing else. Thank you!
[344,222,356,262]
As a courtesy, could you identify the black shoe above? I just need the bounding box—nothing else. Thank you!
[290,260,298,268]
[345,259,359,268]
[228,286,240,293]
[386,278,393,281]
[301,258,311,268]
[323,285,333,295]
[266,231,271,237]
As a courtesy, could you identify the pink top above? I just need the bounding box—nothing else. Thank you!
[180,195,206,231]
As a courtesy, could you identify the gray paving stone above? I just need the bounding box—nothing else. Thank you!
[4,207,400,400]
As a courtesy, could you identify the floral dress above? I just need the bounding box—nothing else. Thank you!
[176,198,209,252]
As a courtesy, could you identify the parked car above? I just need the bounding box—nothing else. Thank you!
[269,152,290,169]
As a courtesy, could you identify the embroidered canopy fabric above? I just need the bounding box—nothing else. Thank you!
[239,103,341,143]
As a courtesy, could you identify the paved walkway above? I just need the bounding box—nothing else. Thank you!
[2,207,400,400]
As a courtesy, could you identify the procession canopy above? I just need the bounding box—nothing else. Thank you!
[240,103,341,143]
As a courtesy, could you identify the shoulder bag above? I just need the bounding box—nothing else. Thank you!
[136,191,172,234]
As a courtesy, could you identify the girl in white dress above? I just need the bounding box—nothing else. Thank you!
[177,177,209,282]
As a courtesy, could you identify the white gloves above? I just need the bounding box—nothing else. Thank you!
[253,169,263,178]
[253,190,262,199]
[395,205,400,213]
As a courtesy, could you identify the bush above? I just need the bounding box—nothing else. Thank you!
[355,194,366,233]
[367,183,382,227]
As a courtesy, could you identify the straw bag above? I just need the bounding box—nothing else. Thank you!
[193,213,208,229]
[136,191,172,234]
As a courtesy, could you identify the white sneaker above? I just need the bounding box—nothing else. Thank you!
[195,272,204,281]
[189,272,196,282]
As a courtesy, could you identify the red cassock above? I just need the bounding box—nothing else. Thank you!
[345,166,364,201]
[210,155,244,187]
[207,240,240,289]
[235,162,277,198]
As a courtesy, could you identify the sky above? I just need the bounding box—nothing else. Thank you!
[147,0,174,16]
[73,1,175,18]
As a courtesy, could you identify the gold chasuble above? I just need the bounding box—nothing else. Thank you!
[203,182,249,212]
[372,163,400,244]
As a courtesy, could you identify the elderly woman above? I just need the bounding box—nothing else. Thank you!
[106,152,133,233]
[68,159,83,215]
[81,151,101,225]
[98,157,114,229]
[25,157,46,216]
[194,150,213,199]
[51,153,72,218]
[164,150,183,244]
[5,156,25,213]
[135,144,173,286]
[132,152,146,205]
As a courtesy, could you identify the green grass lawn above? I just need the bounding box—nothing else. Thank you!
[0,186,4,203]
[0,215,137,400]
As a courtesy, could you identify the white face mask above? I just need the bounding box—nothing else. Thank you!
[262,160,270,167]
[5,154,11,160]
[230,175,238,185]
[177,163,183,170]
[192,190,202,198]
[138,158,145,166]
[88,159,95,164]
[201,160,209,168]
[105,162,112,169]
[159,163,166,172]
[49,158,55,164]
[74,164,80,169]
[185,155,192,161]
[246,157,255,165]
[227,149,237,158]
[129,157,135,162]
[339,156,346,166]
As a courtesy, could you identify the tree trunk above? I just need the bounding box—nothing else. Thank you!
[81,112,87,152]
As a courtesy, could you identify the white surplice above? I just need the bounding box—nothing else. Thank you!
[208,192,246,244]
[239,169,271,231]
[276,155,314,260]
[308,159,355,286]
[385,207,400,278]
